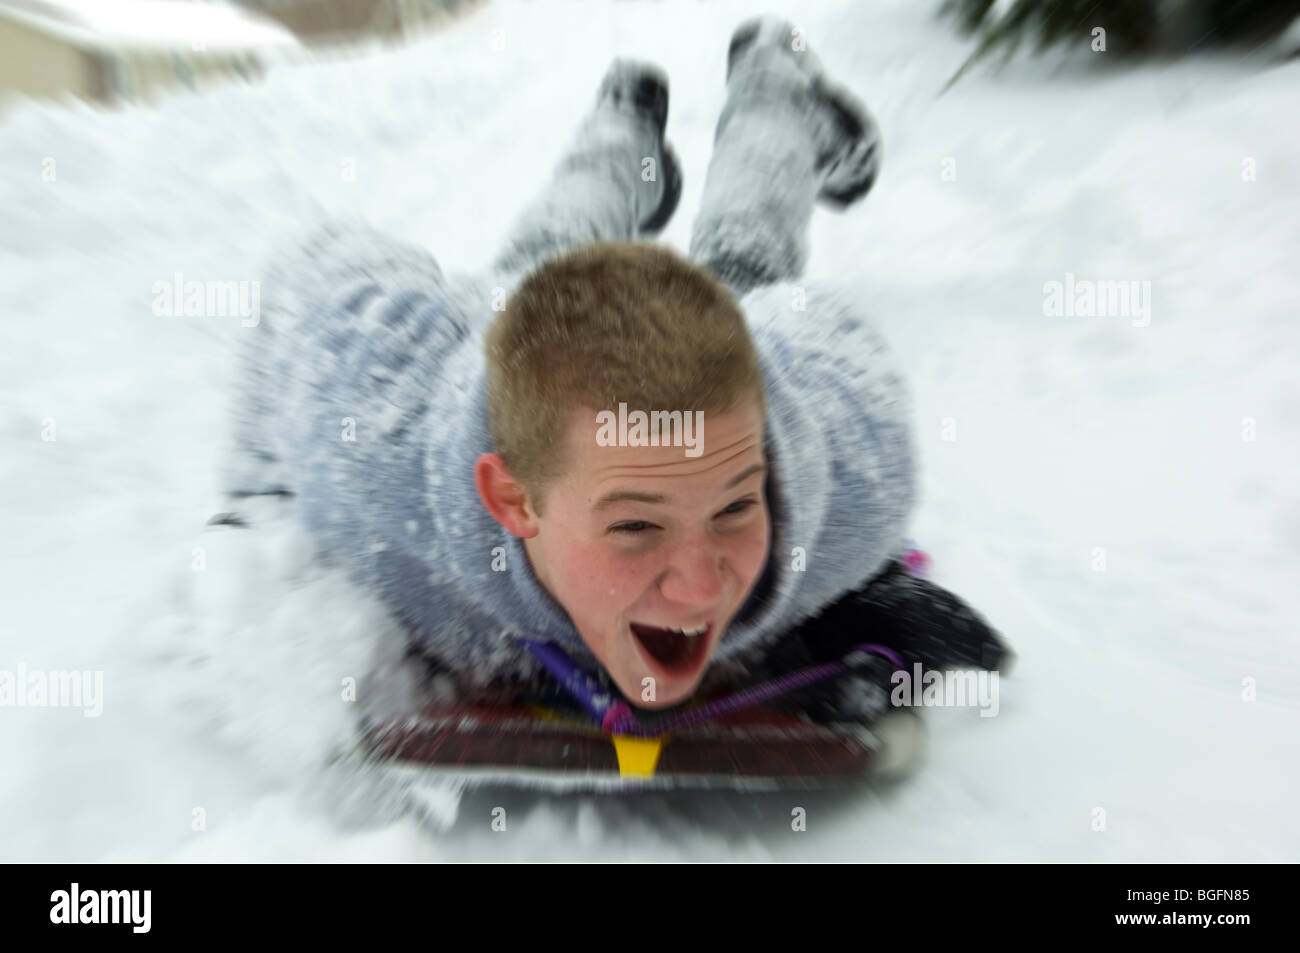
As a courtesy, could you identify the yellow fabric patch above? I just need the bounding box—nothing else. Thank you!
[611,734,666,777]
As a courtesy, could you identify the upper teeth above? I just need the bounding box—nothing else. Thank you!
[669,623,707,637]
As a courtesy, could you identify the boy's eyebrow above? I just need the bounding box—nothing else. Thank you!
[724,462,767,489]
[593,463,767,510]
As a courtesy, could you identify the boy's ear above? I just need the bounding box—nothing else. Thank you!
[474,452,541,538]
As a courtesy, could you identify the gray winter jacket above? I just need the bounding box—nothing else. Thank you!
[228,219,916,692]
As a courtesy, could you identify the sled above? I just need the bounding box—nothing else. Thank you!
[361,694,890,793]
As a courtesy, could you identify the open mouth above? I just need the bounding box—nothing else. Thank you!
[628,620,713,674]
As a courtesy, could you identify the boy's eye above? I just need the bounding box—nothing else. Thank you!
[720,498,756,516]
[608,499,757,535]
[610,521,655,535]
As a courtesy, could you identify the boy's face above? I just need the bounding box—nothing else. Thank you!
[522,400,771,708]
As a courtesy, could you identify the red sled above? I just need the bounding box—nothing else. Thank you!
[360,698,894,793]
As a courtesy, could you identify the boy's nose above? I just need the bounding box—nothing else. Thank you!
[659,540,727,606]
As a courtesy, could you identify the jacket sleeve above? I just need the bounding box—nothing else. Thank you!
[740,280,920,631]
[759,559,1016,726]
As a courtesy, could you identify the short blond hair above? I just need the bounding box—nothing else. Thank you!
[484,240,766,511]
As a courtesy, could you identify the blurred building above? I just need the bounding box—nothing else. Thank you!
[0,0,299,107]
[0,0,479,111]
[240,0,478,46]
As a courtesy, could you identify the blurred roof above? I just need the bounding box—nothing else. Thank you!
[0,0,300,50]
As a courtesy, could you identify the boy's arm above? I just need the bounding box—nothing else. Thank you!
[800,558,1015,673]
[762,558,1015,725]
[745,282,919,623]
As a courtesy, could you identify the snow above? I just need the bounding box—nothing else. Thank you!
[1,0,1297,861]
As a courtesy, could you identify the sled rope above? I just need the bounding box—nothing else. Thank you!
[516,636,906,737]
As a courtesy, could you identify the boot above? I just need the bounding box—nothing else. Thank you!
[723,15,882,207]
[567,58,683,233]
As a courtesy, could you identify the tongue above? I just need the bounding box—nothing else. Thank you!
[630,622,695,667]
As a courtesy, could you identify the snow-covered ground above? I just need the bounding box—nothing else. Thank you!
[2,0,1297,861]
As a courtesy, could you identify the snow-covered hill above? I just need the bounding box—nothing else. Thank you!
[1,0,1297,861]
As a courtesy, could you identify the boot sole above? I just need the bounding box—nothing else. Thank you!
[816,78,881,208]
[640,140,682,234]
